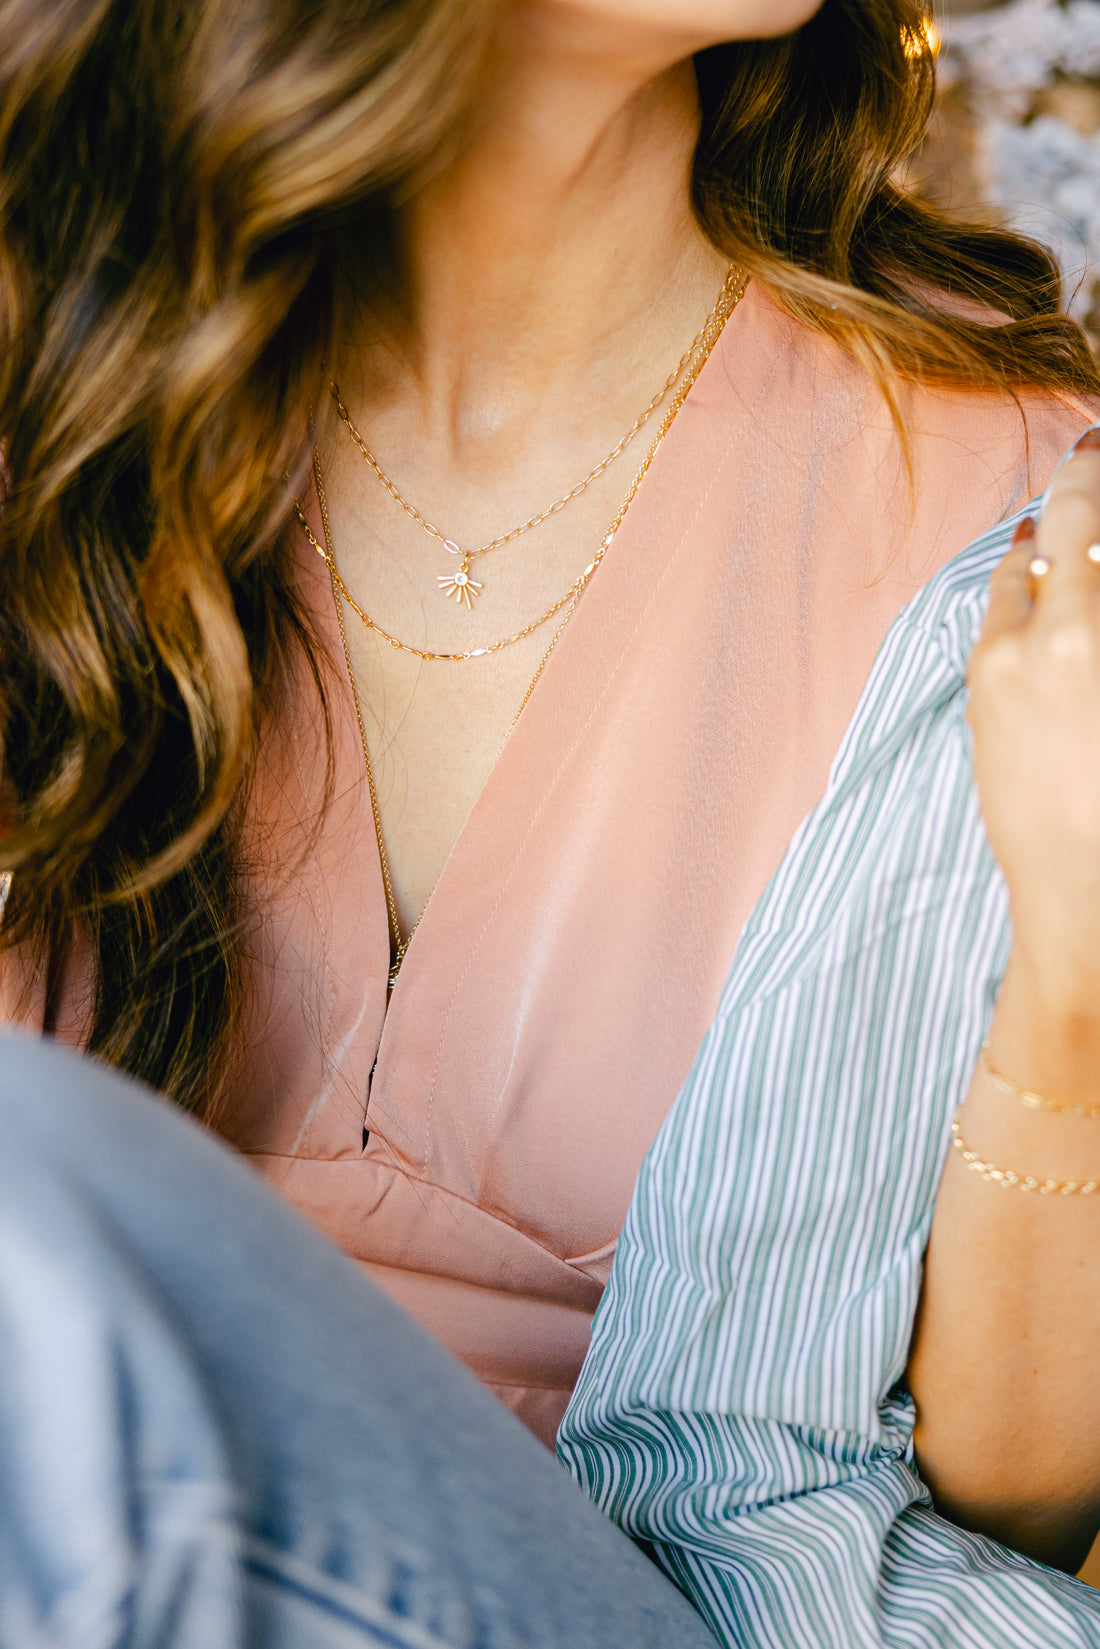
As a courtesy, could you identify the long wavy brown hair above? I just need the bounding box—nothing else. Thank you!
[1,0,1096,1117]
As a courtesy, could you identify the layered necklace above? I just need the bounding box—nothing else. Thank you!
[295,267,747,986]
[328,262,746,612]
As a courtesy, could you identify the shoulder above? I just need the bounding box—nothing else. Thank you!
[830,503,1025,805]
[903,377,1094,527]
[858,504,1025,710]
[722,284,1095,520]
[725,507,1020,989]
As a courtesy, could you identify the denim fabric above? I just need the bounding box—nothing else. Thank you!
[0,1032,716,1649]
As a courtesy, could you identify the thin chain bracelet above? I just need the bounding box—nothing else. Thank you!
[950,1117,1100,1195]
[981,1040,1100,1120]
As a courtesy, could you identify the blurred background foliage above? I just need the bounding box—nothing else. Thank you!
[916,0,1100,348]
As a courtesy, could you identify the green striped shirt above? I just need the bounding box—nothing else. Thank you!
[558,507,1100,1645]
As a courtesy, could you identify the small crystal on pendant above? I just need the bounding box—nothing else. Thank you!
[437,558,484,609]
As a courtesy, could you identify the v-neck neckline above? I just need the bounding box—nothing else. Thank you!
[300,286,758,1099]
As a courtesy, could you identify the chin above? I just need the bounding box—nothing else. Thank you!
[542,0,825,45]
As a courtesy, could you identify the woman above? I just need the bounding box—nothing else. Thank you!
[558,432,1100,1643]
[0,0,1095,1478]
[8,489,1100,1649]
[2,0,1095,1453]
[3,0,1100,1640]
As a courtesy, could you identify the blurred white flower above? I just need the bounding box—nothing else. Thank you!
[942,0,1100,110]
[939,0,1100,318]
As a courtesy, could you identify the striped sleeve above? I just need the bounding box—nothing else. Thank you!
[557,515,1100,1645]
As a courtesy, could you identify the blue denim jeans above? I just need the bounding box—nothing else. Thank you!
[0,1032,716,1649]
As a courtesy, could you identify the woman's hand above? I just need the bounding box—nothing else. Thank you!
[910,429,1100,1572]
[968,431,1100,1021]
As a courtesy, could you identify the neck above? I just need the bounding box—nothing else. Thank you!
[339,9,729,464]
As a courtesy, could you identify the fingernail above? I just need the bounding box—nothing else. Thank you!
[1012,516,1036,544]
[1073,426,1100,451]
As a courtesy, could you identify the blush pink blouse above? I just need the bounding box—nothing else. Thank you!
[5,286,1092,1447]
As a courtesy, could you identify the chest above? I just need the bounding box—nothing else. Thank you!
[336,622,567,937]
[226,305,1049,1255]
[316,441,642,936]
[234,451,927,1257]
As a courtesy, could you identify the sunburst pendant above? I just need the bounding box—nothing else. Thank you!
[437,555,484,609]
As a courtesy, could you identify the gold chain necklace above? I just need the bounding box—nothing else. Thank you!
[318,451,592,989]
[302,271,746,985]
[322,530,587,991]
[296,270,745,664]
[332,264,744,608]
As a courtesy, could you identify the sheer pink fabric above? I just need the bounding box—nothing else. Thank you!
[219,288,1093,1445]
[3,287,1092,1446]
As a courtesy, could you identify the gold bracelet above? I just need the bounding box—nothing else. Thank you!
[980,1041,1100,1120]
[950,1117,1100,1195]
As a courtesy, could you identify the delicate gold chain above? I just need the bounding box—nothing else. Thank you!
[296,271,745,663]
[323,458,417,982]
[312,401,649,978]
[320,482,583,989]
[305,271,746,982]
[316,457,588,986]
[332,264,744,563]
[322,541,409,989]
[300,496,598,660]
[950,1117,1100,1196]
[981,1040,1100,1120]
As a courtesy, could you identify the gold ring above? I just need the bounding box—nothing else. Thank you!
[1028,554,1052,579]
[1087,542,1100,566]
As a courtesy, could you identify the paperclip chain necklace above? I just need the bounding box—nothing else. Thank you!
[296,271,745,664]
[331,264,745,608]
[301,270,746,985]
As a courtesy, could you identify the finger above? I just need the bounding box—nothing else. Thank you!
[1033,435,1100,623]
[983,518,1039,641]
